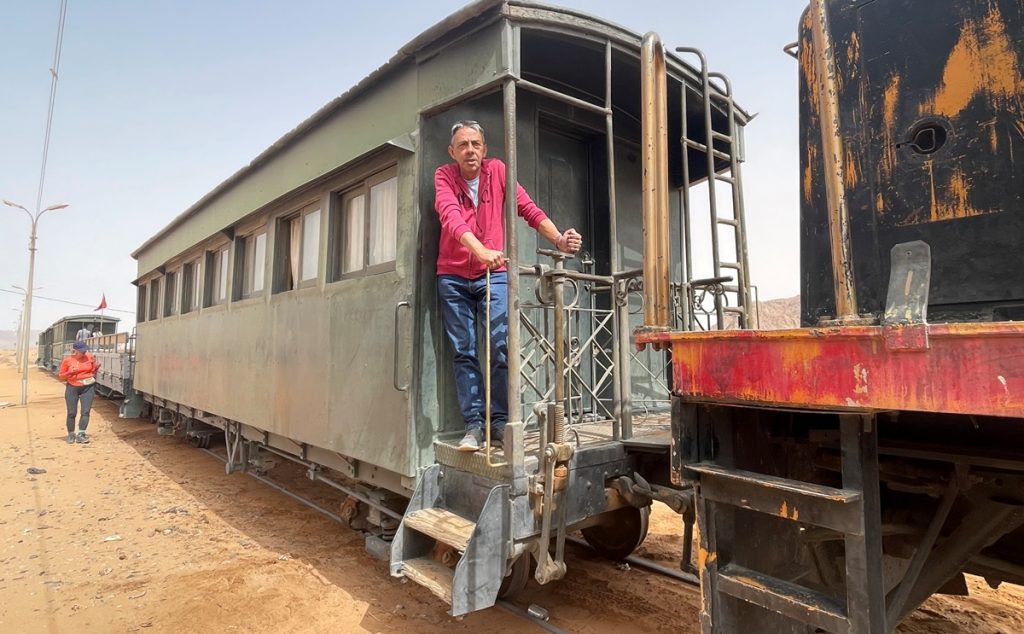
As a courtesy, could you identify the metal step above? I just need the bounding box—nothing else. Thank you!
[687,462,863,533]
[718,563,849,634]
[404,507,476,552]
[683,138,730,161]
[433,440,510,481]
[402,557,454,604]
[392,465,511,617]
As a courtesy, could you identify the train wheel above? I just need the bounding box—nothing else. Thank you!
[498,552,531,599]
[580,505,650,560]
[188,435,202,448]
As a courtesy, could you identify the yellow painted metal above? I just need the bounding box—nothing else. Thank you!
[808,0,859,320]
[640,32,671,328]
[485,268,508,468]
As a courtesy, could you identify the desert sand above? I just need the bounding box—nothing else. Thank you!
[1,351,1022,633]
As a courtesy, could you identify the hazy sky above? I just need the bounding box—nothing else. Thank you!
[1,0,809,332]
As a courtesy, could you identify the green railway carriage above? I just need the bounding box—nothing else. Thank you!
[37,314,119,371]
[130,0,748,615]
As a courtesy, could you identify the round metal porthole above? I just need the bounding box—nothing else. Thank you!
[898,118,953,156]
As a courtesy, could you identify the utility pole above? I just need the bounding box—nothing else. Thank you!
[5,202,69,404]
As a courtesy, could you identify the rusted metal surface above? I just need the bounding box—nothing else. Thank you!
[640,32,671,329]
[687,462,863,533]
[799,0,1024,325]
[807,0,859,321]
[716,563,849,634]
[637,322,1024,417]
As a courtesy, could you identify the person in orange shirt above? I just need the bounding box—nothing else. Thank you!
[58,341,102,444]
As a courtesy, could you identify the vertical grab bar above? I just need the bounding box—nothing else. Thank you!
[392,301,410,391]
[485,269,509,467]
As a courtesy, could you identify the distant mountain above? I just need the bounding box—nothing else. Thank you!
[755,296,801,330]
[0,329,40,351]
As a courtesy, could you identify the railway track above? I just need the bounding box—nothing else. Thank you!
[198,447,568,633]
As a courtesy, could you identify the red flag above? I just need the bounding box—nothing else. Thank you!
[96,294,108,311]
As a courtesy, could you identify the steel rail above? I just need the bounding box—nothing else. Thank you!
[566,536,699,586]
[236,442,404,522]
[201,448,345,523]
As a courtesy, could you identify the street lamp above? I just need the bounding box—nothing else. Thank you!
[4,199,69,405]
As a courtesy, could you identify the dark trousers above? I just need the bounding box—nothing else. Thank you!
[437,272,508,433]
[65,384,95,433]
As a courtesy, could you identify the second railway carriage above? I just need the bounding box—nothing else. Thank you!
[37,314,119,371]
[130,0,749,615]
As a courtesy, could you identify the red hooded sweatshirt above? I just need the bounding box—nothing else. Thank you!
[434,158,548,279]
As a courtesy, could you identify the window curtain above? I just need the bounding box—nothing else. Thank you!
[253,233,266,292]
[344,194,365,273]
[301,209,321,281]
[289,216,301,289]
[218,249,229,301]
[369,177,398,265]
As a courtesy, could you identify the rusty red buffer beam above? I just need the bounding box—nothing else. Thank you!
[635,322,1024,418]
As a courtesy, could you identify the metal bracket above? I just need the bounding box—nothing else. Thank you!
[224,421,249,475]
[612,473,691,514]
[883,241,931,351]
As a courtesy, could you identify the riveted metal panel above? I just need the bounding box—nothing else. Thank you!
[136,152,419,477]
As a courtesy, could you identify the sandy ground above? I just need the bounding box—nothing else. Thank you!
[1,351,1022,633]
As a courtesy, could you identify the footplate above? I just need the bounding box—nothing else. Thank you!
[433,441,511,481]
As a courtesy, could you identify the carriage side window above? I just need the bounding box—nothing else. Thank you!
[205,246,230,307]
[234,229,267,300]
[137,284,148,323]
[340,193,365,275]
[148,277,161,321]
[369,173,398,266]
[274,204,321,293]
[330,166,397,280]
[163,269,179,317]
[192,258,202,310]
[182,258,202,313]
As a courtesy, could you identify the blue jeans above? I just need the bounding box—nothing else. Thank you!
[437,272,508,434]
[65,383,95,433]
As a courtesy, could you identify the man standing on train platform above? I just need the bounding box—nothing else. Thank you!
[75,324,93,342]
[58,340,101,444]
[435,120,583,452]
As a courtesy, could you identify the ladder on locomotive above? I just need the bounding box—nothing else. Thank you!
[688,414,887,633]
[678,48,753,331]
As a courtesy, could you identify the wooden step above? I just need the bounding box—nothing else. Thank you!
[718,563,849,634]
[687,462,863,534]
[401,557,454,604]
[404,507,476,552]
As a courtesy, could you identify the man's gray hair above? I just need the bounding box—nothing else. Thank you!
[450,120,485,143]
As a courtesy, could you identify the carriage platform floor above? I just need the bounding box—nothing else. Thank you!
[433,412,672,480]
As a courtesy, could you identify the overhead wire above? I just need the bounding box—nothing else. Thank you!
[32,0,70,217]
[0,286,134,315]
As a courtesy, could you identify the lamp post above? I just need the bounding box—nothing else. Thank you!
[11,285,41,375]
[11,307,24,369]
[4,199,69,405]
